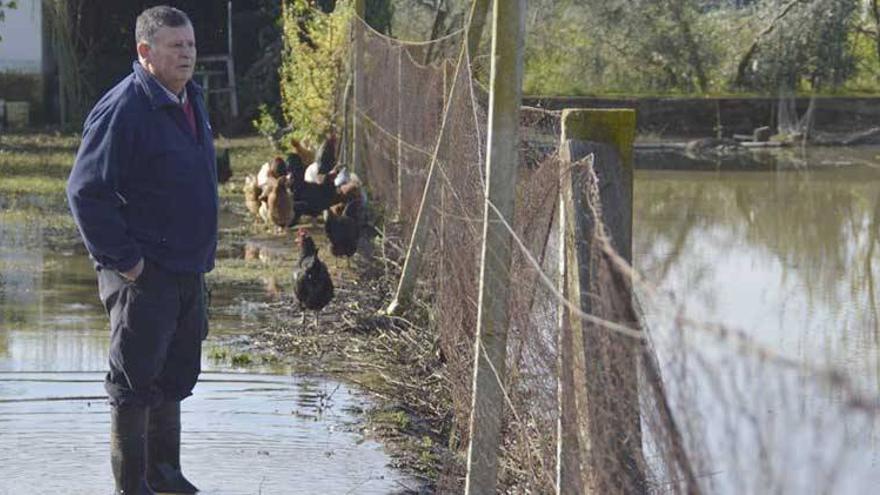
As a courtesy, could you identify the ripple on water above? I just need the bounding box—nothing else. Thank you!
[0,372,419,494]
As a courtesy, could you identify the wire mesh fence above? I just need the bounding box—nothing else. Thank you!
[349,13,880,494]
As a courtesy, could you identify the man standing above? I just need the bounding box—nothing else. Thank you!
[66,6,216,494]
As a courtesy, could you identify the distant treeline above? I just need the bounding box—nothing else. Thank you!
[385,0,880,96]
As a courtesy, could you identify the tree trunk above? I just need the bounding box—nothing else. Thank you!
[423,0,448,64]
[871,0,880,62]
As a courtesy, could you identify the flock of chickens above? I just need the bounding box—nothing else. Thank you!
[240,133,367,326]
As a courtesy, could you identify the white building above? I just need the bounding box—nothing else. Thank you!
[0,0,43,73]
[0,0,47,124]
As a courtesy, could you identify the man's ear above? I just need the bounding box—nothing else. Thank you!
[136,42,150,61]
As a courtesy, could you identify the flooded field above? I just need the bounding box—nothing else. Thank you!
[0,134,418,494]
[0,371,414,494]
[5,131,880,493]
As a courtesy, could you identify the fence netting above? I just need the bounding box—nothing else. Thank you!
[349,15,880,494]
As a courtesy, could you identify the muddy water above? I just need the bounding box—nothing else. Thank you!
[634,146,880,493]
[0,222,417,493]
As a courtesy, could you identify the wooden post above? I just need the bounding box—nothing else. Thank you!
[558,109,644,494]
[352,0,366,177]
[395,46,403,222]
[557,172,585,494]
[226,1,239,118]
[464,1,525,494]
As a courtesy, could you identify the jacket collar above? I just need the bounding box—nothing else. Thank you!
[132,61,203,110]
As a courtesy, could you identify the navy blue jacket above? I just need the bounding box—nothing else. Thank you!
[67,62,218,274]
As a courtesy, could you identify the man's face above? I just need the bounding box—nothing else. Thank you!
[138,24,196,94]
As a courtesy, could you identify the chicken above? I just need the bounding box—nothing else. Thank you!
[293,229,334,327]
[304,162,321,185]
[243,174,262,219]
[257,157,288,189]
[325,199,361,263]
[332,166,353,188]
[304,133,337,184]
[331,167,367,209]
[259,176,293,233]
[285,153,306,186]
[290,137,315,165]
[290,169,339,226]
[216,148,232,184]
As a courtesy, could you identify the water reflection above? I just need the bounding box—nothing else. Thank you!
[635,164,880,377]
[0,372,413,494]
[0,216,417,493]
[634,155,880,493]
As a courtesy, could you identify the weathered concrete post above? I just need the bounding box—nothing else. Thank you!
[558,109,644,494]
[561,109,635,256]
[464,1,526,494]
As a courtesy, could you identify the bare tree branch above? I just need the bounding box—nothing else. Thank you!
[732,0,808,88]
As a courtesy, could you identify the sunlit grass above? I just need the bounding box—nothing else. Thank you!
[0,151,75,177]
[0,209,76,229]
[0,176,69,196]
[206,257,293,286]
[0,132,81,151]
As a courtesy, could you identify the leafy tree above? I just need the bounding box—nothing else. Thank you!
[278,0,352,146]
[733,0,858,92]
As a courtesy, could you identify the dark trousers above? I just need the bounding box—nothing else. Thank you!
[97,258,208,407]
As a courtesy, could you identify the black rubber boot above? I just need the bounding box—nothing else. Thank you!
[111,404,154,494]
[146,401,198,494]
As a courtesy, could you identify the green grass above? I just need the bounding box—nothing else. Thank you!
[0,132,81,151]
[0,176,69,196]
[0,152,75,178]
[206,256,291,286]
[0,209,76,230]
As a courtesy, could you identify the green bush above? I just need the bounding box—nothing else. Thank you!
[278,0,352,148]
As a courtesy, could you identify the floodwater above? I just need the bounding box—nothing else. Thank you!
[0,223,418,493]
[634,146,880,493]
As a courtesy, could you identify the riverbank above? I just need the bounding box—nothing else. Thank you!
[526,95,880,140]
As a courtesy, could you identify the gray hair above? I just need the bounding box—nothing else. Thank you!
[135,5,192,45]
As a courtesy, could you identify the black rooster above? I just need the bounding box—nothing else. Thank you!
[316,132,337,175]
[325,199,361,263]
[216,148,232,184]
[290,169,339,226]
[293,229,334,327]
[304,133,338,184]
[285,153,306,185]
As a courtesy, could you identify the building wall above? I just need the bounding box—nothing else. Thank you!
[0,0,42,73]
[0,0,45,124]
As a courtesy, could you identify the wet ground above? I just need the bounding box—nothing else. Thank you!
[0,371,415,494]
[0,134,421,494]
